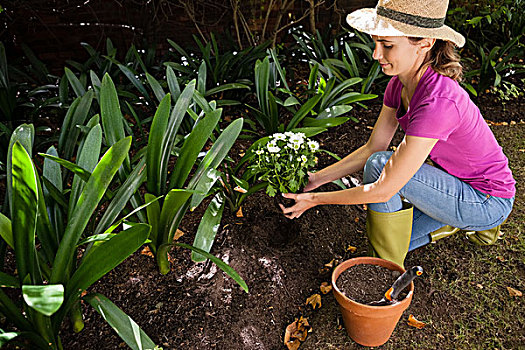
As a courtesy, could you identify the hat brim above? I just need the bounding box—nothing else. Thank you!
[346,8,465,48]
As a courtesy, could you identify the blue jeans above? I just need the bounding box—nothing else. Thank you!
[363,152,514,251]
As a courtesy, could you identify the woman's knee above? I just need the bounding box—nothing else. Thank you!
[363,151,393,184]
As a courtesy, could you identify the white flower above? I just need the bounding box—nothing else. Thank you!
[301,155,308,163]
[284,131,295,138]
[287,142,301,151]
[307,140,319,151]
[267,141,281,153]
[272,133,286,141]
[255,149,264,155]
[288,134,304,146]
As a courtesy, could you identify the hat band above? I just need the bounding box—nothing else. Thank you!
[377,6,445,29]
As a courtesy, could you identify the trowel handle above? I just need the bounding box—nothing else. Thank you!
[385,266,423,301]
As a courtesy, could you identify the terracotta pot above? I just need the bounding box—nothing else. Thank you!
[331,257,414,347]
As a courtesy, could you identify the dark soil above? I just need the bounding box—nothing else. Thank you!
[336,264,402,304]
[3,93,521,349]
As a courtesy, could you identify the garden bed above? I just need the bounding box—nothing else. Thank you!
[59,100,525,350]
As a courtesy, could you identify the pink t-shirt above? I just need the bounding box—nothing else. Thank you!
[384,66,515,199]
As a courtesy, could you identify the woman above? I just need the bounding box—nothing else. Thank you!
[280,0,515,267]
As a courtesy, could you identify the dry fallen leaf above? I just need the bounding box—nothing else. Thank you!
[407,314,426,329]
[507,286,523,297]
[306,294,322,309]
[140,246,154,258]
[284,317,310,350]
[346,245,357,253]
[234,186,248,193]
[496,256,505,262]
[476,283,484,289]
[324,259,336,268]
[320,282,332,294]
[354,217,359,223]
[236,207,244,218]
[173,229,184,241]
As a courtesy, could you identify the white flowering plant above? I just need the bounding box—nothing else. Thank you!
[248,132,319,197]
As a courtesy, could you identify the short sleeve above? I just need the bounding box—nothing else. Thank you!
[405,97,460,141]
[383,77,401,109]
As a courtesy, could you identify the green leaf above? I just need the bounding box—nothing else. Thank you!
[144,193,161,251]
[60,91,94,160]
[284,96,300,107]
[146,94,171,195]
[0,271,19,288]
[197,61,207,95]
[303,116,349,128]
[166,66,181,100]
[192,193,224,262]
[84,293,157,350]
[255,57,270,117]
[50,137,132,285]
[187,118,243,191]
[100,74,126,147]
[95,157,147,234]
[316,105,352,119]
[169,109,221,189]
[11,142,40,284]
[69,124,102,219]
[0,329,19,346]
[7,124,34,217]
[64,67,86,97]
[0,213,13,249]
[39,153,91,183]
[189,168,221,210]
[146,73,166,103]
[286,94,322,131]
[22,285,64,317]
[77,233,116,246]
[118,64,151,102]
[158,189,193,246]
[103,193,160,234]
[205,83,250,97]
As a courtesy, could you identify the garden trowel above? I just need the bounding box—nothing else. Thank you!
[369,266,423,306]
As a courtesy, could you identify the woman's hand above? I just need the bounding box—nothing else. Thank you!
[279,192,318,219]
[303,172,322,192]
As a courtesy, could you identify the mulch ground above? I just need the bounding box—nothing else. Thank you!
[54,94,525,350]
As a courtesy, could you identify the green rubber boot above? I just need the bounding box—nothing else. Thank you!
[430,225,460,242]
[366,202,413,268]
[430,223,504,245]
[464,224,503,245]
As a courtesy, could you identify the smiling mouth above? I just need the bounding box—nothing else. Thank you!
[379,63,390,67]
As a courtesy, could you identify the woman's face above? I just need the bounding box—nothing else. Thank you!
[371,36,425,77]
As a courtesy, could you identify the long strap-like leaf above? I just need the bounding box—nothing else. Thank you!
[11,142,41,285]
[146,94,171,195]
[100,74,126,147]
[169,109,221,190]
[50,137,132,285]
[84,293,157,350]
[95,157,147,234]
[7,124,34,218]
[69,124,102,219]
[191,193,224,262]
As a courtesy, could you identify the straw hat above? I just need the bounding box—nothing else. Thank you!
[346,0,465,47]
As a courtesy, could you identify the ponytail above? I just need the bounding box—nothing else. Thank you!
[409,38,463,81]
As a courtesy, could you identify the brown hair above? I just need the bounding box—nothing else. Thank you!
[408,38,463,81]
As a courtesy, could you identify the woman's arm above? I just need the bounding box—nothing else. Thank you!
[306,104,400,191]
[281,135,438,219]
